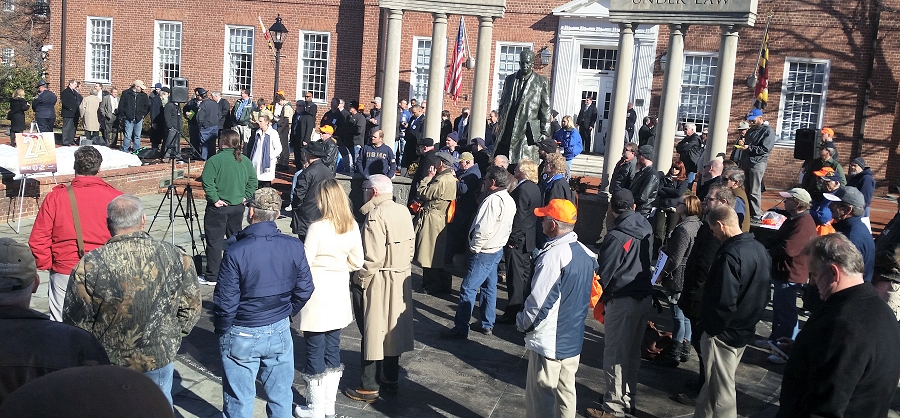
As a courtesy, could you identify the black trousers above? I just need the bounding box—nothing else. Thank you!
[421,267,450,294]
[62,117,77,145]
[203,204,244,279]
[351,282,400,390]
[502,245,532,317]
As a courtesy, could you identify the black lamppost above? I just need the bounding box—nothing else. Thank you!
[269,15,289,100]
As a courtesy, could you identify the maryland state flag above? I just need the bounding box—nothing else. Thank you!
[753,31,769,109]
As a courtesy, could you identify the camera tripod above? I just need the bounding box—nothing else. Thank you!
[148,105,204,268]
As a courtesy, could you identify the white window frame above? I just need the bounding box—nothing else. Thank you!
[491,42,533,111]
[222,25,255,96]
[678,52,718,133]
[2,0,14,13]
[776,57,830,144]
[296,30,330,104]
[152,20,182,87]
[84,17,113,84]
[1,48,13,66]
[409,36,431,103]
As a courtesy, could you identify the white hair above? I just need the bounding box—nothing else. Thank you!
[367,174,393,194]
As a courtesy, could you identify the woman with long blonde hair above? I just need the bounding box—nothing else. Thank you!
[8,88,29,146]
[295,178,363,418]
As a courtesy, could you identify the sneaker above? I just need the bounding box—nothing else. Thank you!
[752,339,771,349]
[767,353,787,364]
[470,324,493,336]
[198,276,217,286]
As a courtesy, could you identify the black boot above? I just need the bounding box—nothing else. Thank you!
[680,340,691,363]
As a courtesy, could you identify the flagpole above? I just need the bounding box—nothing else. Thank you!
[752,12,774,71]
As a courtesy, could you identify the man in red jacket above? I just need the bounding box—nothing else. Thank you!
[28,146,122,321]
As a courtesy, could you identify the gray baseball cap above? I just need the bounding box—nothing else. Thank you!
[824,186,866,208]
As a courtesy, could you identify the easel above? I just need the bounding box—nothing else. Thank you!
[14,122,56,233]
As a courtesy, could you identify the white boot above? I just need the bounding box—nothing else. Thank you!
[323,366,344,418]
[293,374,326,418]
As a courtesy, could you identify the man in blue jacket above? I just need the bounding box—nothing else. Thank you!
[214,187,315,418]
[518,199,597,418]
[587,189,653,418]
[825,186,875,282]
[32,80,57,134]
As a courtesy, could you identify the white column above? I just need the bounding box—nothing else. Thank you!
[380,9,403,150]
[602,23,636,192]
[424,13,448,143]
[704,25,740,164]
[468,15,494,145]
[654,23,687,174]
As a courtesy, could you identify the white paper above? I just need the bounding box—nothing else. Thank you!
[651,250,668,285]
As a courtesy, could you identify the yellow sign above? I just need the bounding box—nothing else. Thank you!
[17,132,57,174]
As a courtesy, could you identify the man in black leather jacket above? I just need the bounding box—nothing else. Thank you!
[630,144,659,217]
[611,142,638,193]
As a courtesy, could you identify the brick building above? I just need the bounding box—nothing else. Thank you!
[46,0,900,192]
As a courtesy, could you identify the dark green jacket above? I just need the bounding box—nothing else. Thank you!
[201,148,257,205]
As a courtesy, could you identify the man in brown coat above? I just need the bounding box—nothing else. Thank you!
[415,151,458,294]
[345,175,416,402]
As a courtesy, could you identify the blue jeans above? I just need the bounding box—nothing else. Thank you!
[453,250,504,333]
[395,137,406,167]
[686,171,696,187]
[199,126,218,160]
[220,317,295,418]
[337,145,352,173]
[769,280,800,341]
[122,119,143,152]
[143,362,174,406]
[671,303,692,343]
[303,328,341,376]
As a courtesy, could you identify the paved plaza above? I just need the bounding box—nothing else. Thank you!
[5,190,900,418]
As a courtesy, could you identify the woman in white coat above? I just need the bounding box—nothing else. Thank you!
[295,178,364,418]
[251,114,281,188]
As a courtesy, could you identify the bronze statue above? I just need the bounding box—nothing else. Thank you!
[493,49,551,165]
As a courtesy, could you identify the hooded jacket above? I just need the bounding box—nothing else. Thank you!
[597,210,653,301]
[847,167,875,217]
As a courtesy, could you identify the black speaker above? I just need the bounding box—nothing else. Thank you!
[171,77,189,103]
[794,128,818,160]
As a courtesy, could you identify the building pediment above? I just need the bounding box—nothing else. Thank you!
[553,0,611,19]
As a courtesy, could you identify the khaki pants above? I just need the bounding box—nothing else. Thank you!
[48,270,69,322]
[694,333,746,418]
[601,296,651,415]
[525,350,580,418]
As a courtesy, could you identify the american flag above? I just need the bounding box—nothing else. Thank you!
[444,17,468,104]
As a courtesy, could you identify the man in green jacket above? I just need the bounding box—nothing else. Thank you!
[200,130,258,285]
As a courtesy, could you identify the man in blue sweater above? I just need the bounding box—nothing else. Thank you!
[355,129,396,177]
[825,186,875,282]
[214,188,315,417]
[518,199,597,418]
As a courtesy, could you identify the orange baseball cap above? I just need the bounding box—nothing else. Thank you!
[318,125,334,134]
[534,199,577,223]
[820,127,834,136]
[813,166,835,177]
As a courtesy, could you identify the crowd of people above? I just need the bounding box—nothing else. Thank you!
[2,85,900,418]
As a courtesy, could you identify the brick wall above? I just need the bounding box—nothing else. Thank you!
[46,0,900,193]
[0,161,204,223]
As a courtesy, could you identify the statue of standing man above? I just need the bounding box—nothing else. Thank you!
[494,49,551,165]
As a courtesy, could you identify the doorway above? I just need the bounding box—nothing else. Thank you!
[576,75,613,154]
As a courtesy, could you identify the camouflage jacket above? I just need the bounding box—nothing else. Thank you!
[62,231,202,372]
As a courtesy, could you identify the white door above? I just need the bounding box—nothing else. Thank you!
[575,75,614,154]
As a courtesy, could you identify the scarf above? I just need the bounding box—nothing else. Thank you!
[545,173,564,192]
[235,99,248,119]
[257,130,272,173]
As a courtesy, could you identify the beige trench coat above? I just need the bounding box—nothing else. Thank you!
[414,168,456,268]
[356,193,416,360]
[80,94,102,131]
